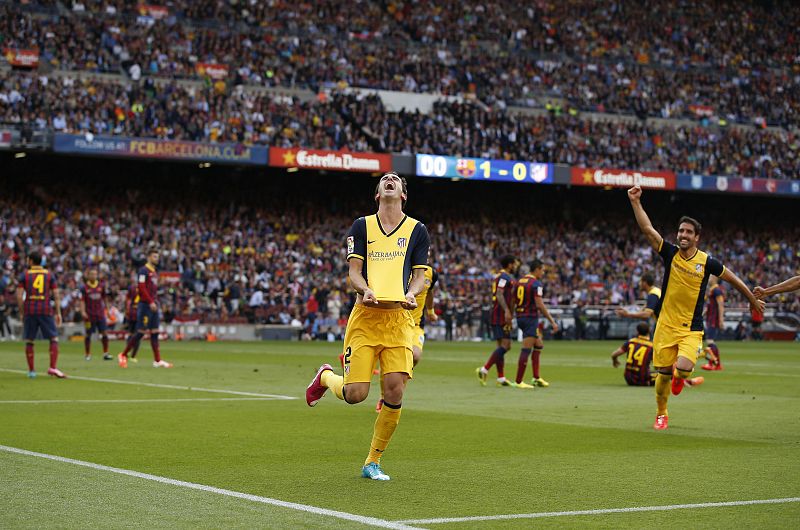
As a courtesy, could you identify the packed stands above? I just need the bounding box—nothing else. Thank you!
[2,0,798,125]
[3,71,797,179]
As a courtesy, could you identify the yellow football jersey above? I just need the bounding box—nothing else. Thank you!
[346,214,430,303]
[656,239,725,331]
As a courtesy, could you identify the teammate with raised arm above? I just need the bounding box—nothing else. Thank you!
[627,185,764,430]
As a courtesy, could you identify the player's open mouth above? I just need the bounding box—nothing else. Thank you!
[385,182,395,190]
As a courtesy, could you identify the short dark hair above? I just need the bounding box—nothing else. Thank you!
[679,216,702,235]
[636,322,650,336]
[641,272,655,286]
[530,259,544,271]
[27,251,42,266]
[500,255,517,269]
[374,173,408,208]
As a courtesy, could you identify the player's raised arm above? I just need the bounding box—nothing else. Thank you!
[719,267,765,315]
[627,186,662,250]
[755,275,800,299]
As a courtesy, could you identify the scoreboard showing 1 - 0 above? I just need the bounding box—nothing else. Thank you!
[415,154,553,184]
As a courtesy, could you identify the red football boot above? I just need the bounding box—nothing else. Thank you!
[306,364,333,407]
[653,414,668,430]
[671,375,685,396]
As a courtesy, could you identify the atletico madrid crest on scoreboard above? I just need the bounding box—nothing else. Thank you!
[456,158,476,178]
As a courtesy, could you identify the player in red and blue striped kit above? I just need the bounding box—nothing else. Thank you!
[514,259,559,388]
[476,255,519,387]
[701,276,725,370]
[80,268,112,361]
[123,276,141,361]
[15,251,66,378]
[118,248,172,368]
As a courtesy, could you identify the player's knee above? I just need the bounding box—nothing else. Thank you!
[675,357,694,372]
[343,385,368,404]
[383,386,404,405]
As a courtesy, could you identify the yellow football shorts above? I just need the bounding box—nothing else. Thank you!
[653,324,704,369]
[412,325,425,350]
[342,304,414,384]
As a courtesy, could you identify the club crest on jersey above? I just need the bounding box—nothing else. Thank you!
[347,236,354,254]
[695,264,703,272]
[397,237,407,248]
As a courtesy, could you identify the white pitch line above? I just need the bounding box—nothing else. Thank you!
[0,445,421,530]
[0,368,296,400]
[0,398,280,404]
[396,497,800,524]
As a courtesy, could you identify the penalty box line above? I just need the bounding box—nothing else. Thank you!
[396,497,800,524]
[0,445,422,530]
[0,368,296,400]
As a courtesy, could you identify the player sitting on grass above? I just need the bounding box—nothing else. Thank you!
[612,322,704,388]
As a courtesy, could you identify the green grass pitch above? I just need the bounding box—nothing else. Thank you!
[1,339,798,528]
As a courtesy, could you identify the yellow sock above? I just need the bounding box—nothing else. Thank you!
[655,373,670,416]
[364,402,402,465]
[320,370,345,400]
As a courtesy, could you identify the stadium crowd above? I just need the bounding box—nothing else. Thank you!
[2,0,799,126]
[2,71,798,180]
[1,175,798,337]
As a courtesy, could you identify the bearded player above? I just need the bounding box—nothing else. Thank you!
[627,185,764,430]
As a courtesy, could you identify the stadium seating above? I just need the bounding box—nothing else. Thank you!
[2,72,796,179]
[3,0,798,125]
[1,175,798,328]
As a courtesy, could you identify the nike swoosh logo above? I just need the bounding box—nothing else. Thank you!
[368,240,376,244]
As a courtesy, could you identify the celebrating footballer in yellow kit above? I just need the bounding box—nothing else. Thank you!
[306,172,430,481]
[627,185,764,431]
